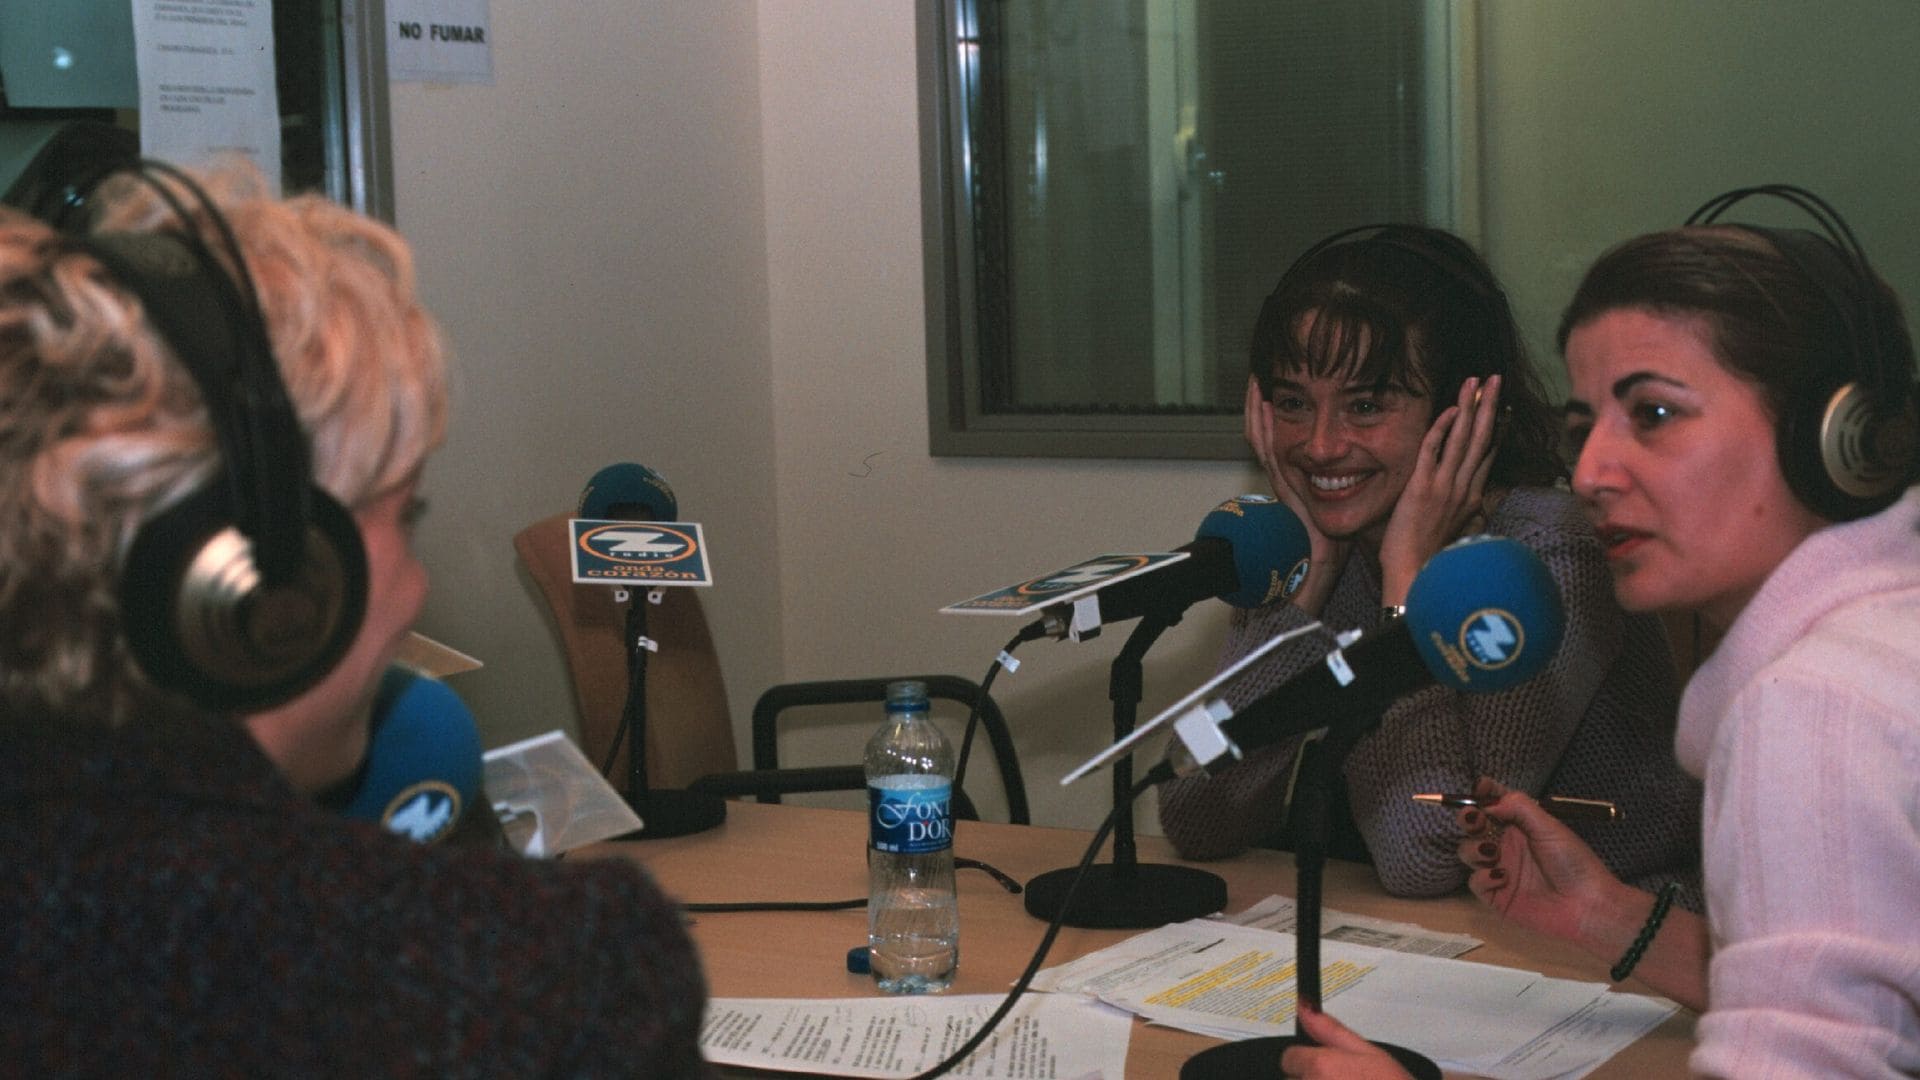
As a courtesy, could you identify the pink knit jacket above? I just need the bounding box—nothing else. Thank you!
[1678,487,1920,1079]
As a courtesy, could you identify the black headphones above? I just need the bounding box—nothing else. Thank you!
[70,162,368,712]
[1274,223,1516,331]
[1261,224,1523,414]
[1685,184,1919,521]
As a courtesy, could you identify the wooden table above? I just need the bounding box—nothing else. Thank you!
[583,801,1695,1077]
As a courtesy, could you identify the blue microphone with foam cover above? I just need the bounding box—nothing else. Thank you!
[578,462,677,522]
[1165,535,1564,777]
[1036,495,1313,638]
[324,666,484,843]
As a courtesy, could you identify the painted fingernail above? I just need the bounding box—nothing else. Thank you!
[1489,867,1507,882]
[1478,841,1498,860]
[1462,809,1483,829]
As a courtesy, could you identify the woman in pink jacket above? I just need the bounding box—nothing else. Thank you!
[1286,189,1920,1078]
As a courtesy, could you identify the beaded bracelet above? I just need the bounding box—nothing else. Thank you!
[1609,881,1680,982]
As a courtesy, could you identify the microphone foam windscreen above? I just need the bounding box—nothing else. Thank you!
[336,666,485,843]
[577,462,678,521]
[1404,535,1565,692]
[1194,494,1313,608]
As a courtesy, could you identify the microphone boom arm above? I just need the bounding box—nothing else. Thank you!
[1168,624,1435,777]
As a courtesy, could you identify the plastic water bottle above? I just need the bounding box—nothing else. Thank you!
[864,680,958,993]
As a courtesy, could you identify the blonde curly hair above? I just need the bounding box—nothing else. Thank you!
[0,164,447,725]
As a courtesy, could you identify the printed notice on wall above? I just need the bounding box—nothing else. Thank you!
[130,0,282,192]
[388,0,493,85]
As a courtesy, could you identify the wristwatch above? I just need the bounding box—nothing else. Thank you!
[1380,604,1407,623]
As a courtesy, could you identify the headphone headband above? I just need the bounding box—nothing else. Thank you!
[81,229,312,582]
[61,158,368,711]
[1684,184,1892,399]
[1681,183,1917,518]
[1274,223,1506,311]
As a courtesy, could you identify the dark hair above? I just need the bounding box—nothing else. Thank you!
[1556,225,1917,429]
[1249,225,1566,488]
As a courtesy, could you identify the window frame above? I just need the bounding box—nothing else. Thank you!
[918,0,1478,460]
[917,0,1243,460]
[336,0,395,222]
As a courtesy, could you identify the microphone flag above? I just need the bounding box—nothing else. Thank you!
[569,462,714,587]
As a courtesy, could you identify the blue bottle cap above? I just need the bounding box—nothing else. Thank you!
[846,945,871,974]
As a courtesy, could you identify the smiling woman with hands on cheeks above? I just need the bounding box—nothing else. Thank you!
[1156,225,1703,909]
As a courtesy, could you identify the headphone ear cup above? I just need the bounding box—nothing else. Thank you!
[1777,380,1918,521]
[120,482,368,712]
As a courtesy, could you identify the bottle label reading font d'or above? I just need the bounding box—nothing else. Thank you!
[868,780,953,854]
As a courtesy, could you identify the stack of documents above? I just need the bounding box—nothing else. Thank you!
[1030,917,1674,1080]
[697,900,1669,1079]
[700,993,1130,1079]
[1215,894,1482,958]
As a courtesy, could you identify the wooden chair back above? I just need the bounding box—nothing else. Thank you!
[513,512,736,792]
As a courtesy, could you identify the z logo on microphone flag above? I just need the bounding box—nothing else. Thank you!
[941,552,1189,616]
[569,518,714,586]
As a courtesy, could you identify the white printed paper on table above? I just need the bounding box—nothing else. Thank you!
[1216,894,1483,959]
[700,993,1128,1079]
[131,0,283,191]
[1031,918,1675,1080]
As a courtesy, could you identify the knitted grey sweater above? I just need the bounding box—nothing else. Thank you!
[1156,486,1703,908]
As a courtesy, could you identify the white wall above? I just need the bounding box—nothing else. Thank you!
[390,2,787,761]
[753,2,1258,830]
[1475,0,1920,399]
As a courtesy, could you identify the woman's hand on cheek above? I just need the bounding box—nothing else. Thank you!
[1245,375,1295,510]
[1377,374,1501,602]
[1245,376,1349,616]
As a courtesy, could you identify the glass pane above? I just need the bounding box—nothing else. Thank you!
[275,0,347,201]
[996,2,1156,412]
[973,0,1432,418]
[0,0,385,217]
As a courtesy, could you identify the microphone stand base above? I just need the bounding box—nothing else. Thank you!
[1023,863,1227,929]
[613,787,728,840]
[1180,1036,1440,1079]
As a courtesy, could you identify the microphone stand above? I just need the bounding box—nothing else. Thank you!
[1178,725,1439,1079]
[615,588,726,840]
[1024,612,1229,928]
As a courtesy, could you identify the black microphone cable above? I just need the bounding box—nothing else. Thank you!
[910,770,1157,1080]
[599,718,626,779]
[673,625,1048,916]
[597,586,659,780]
[680,858,1023,914]
[950,622,1046,808]
[675,634,1159,1068]
[678,795,1140,1077]
[675,772,1161,1078]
